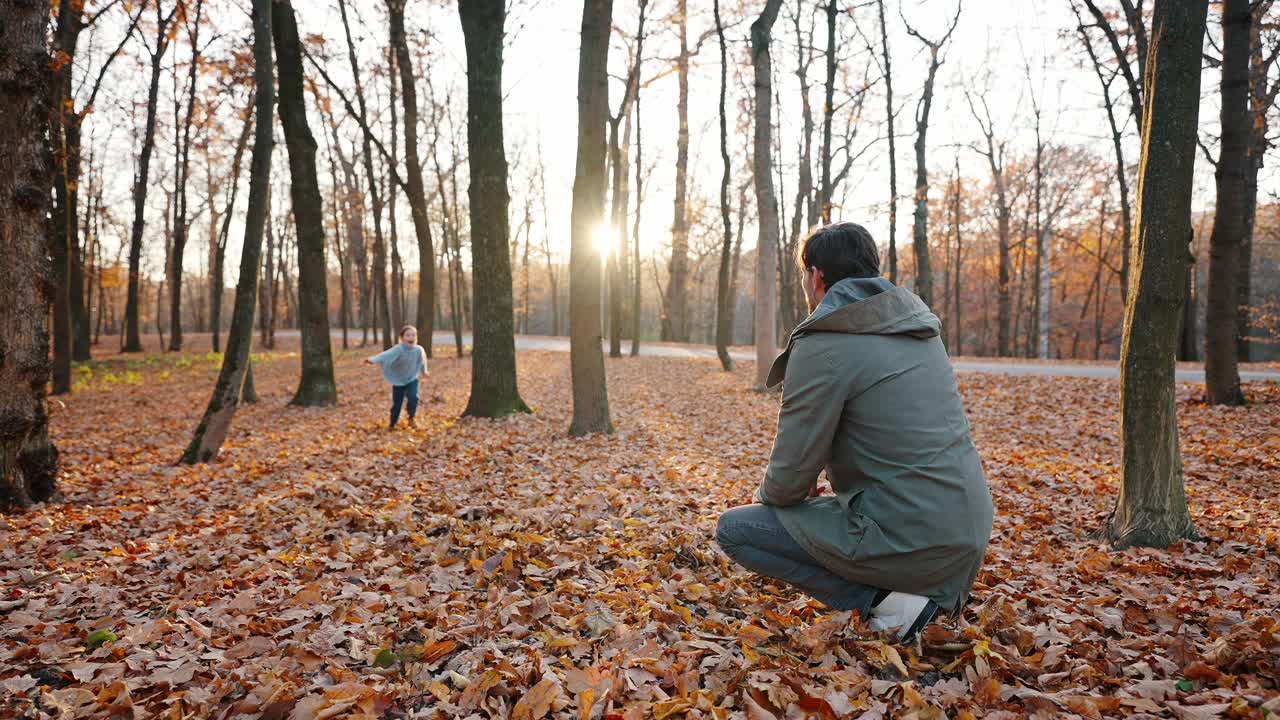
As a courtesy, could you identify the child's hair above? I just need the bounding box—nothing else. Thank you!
[400,325,417,338]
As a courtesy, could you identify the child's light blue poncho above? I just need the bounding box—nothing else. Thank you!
[370,343,427,386]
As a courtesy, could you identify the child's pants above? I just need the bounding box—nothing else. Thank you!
[390,379,419,427]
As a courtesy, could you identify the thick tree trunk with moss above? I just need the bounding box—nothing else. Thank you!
[272,0,336,407]
[568,0,614,435]
[181,0,273,464]
[459,0,531,419]
[751,0,784,389]
[1,0,60,509]
[1205,0,1250,406]
[1108,0,1207,549]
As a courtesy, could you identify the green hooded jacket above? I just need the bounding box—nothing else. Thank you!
[755,276,993,612]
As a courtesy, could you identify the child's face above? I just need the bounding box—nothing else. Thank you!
[401,329,417,345]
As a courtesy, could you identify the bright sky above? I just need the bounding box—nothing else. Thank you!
[80,0,1254,282]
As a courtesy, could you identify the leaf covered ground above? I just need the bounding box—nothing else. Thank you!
[2,340,1278,719]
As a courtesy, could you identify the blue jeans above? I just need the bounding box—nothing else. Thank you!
[390,379,419,427]
[716,504,883,616]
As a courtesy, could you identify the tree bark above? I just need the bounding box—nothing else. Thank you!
[1074,14,1133,307]
[877,0,899,283]
[818,0,836,223]
[665,0,691,342]
[124,1,176,353]
[182,0,273,464]
[213,106,253,354]
[1,0,60,509]
[903,6,959,309]
[714,0,734,371]
[568,0,615,434]
[1081,0,1145,129]
[630,87,644,357]
[387,0,436,358]
[783,4,814,334]
[49,3,81,392]
[966,89,1011,357]
[1205,0,1249,406]
[169,0,205,352]
[608,2,646,358]
[1108,0,1206,548]
[1239,5,1276,362]
[752,0,784,389]
[272,0,336,406]
[459,0,531,419]
[950,155,963,354]
[337,0,392,350]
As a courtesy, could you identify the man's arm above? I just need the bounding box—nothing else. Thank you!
[754,339,844,507]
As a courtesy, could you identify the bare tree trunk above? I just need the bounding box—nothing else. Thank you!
[783,4,814,334]
[49,4,80,392]
[878,0,899,283]
[459,0,531,419]
[607,1,646,358]
[1108,0,1206,548]
[259,188,277,349]
[1074,14,1133,307]
[521,197,532,334]
[665,0,691,343]
[1179,248,1198,361]
[1205,0,1249,405]
[331,133,370,347]
[752,0,784,389]
[630,91,644,356]
[426,96,464,355]
[338,0,391,350]
[1238,5,1277,362]
[1081,0,1146,129]
[1030,90,1047,358]
[387,65,405,335]
[387,1,436,356]
[729,178,747,344]
[818,0,836,222]
[182,0,273,464]
[1,0,60,509]
[966,89,1012,357]
[169,0,205,352]
[903,6,959,309]
[950,155,963,354]
[272,0,336,406]
[713,0,734,371]
[568,0,615,435]
[124,2,176,353]
[213,106,253,354]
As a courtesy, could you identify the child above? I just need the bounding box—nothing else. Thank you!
[366,325,430,429]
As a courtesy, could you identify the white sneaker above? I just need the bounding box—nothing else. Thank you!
[869,591,938,641]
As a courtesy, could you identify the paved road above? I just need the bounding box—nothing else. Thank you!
[414,331,1280,383]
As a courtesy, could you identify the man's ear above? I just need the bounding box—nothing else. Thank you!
[814,268,826,293]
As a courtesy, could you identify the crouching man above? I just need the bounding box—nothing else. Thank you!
[716,222,993,641]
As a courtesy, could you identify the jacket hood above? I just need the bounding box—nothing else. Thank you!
[765,277,940,388]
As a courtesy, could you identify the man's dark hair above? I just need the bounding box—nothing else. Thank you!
[796,222,881,287]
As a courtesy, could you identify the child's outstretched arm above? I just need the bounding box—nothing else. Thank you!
[418,345,429,379]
